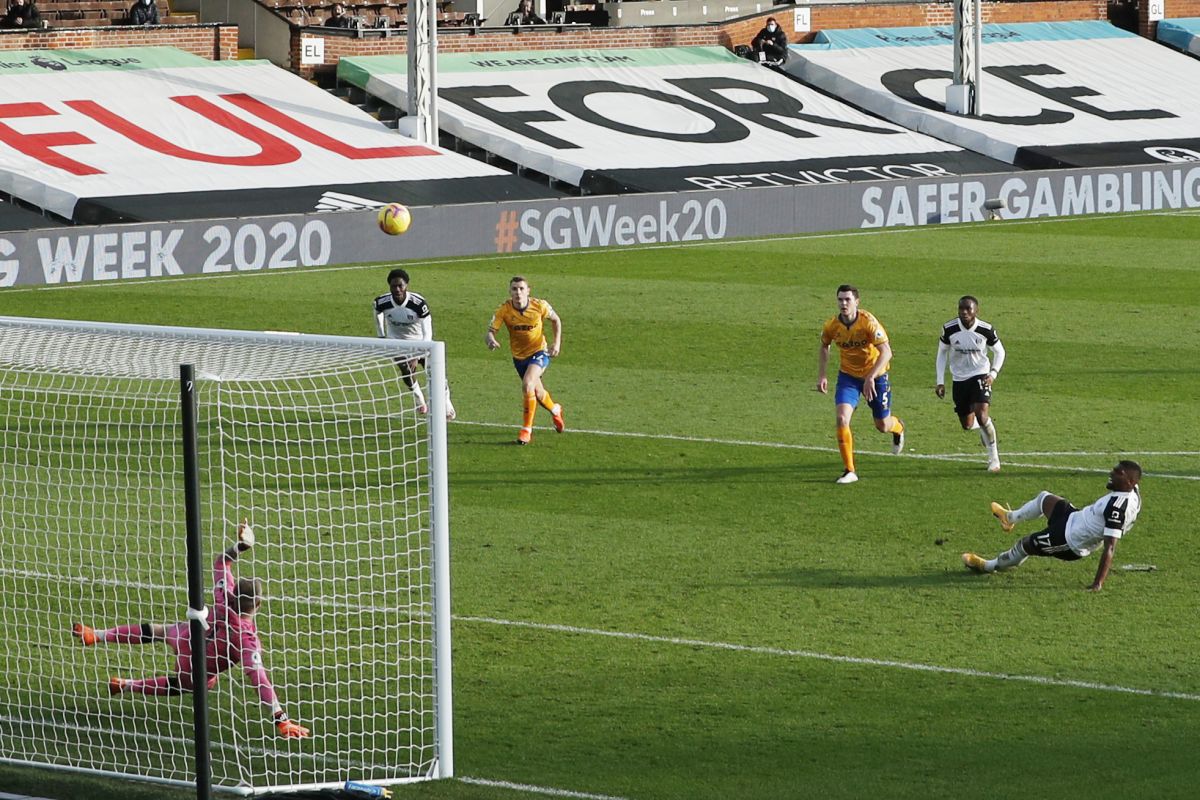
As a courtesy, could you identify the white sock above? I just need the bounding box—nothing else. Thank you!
[979,418,996,449]
[1009,491,1050,524]
[966,419,980,431]
[993,540,1028,572]
[411,382,427,409]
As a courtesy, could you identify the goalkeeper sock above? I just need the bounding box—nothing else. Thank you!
[522,392,536,429]
[103,623,153,645]
[836,426,855,473]
[538,390,556,412]
[125,676,175,695]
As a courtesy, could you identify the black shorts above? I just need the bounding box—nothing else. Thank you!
[952,374,993,417]
[1026,500,1082,561]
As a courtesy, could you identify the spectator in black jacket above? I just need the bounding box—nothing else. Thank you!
[324,3,354,27]
[1,0,42,29]
[128,0,159,25]
[506,0,543,25]
[751,17,789,67]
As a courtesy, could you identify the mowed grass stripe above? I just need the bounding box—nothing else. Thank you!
[450,420,1200,480]
[12,564,1193,705]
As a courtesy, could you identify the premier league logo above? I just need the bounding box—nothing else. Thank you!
[30,56,67,71]
[1143,146,1200,163]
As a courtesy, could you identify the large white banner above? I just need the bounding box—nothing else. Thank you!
[0,47,526,220]
[339,47,1006,194]
[787,22,1200,168]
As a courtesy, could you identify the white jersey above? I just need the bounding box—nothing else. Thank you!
[374,291,432,341]
[1065,487,1141,557]
[936,318,1005,383]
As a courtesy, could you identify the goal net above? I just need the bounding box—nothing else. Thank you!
[0,316,452,794]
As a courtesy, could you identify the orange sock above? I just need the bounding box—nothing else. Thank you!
[538,390,556,412]
[890,418,905,436]
[836,426,855,473]
[522,393,536,429]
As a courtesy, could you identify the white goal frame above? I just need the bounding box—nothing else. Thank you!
[0,316,453,796]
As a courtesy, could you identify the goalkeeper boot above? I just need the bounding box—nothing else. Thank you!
[962,552,988,574]
[551,404,565,433]
[835,470,858,485]
[517,427,532,445]
[108,677,128,696]
[72,623,98,646]
[990,502,1014,532]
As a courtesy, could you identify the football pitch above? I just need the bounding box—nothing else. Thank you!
[1,210,1198,800]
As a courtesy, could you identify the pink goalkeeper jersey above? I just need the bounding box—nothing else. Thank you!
[209,555,278,708]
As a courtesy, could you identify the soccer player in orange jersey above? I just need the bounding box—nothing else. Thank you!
[816,285,906,484]
[485,276,564,445]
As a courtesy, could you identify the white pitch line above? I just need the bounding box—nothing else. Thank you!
[0,713,627,800]
[12,207,1198,294]
[459,776,632,800]
[456,615,1200,703]
[451,420,1200,480]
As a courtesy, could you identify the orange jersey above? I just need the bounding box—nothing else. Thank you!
[821,310,890,378]
[489,298,554,359]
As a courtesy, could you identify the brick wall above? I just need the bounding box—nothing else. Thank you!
[1140,0,1200,39]
[295,25,730,77]
[723,2,1108,47]
[295,1,1119,77]
[0,24,239,60]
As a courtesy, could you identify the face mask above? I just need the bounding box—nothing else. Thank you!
[767,23,777,32]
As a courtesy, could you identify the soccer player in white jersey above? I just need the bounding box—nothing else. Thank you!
[935,296,1005,472]
[962,461,1142,592]
[374,268,456,420]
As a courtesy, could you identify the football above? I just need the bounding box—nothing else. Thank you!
[377,203,412,236]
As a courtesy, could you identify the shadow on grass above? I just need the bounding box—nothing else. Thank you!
[753,566,1051,591]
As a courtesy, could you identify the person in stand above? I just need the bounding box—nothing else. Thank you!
[72,520,311,738]
[324,2,354,27]
[128,0,159,25]
[1,0,41,29]
[935,295,1005,472]
[507,0,544,25]
[751,16,789,66]
[962,461,1143,592]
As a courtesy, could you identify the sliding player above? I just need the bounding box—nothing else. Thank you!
[963,461,1142,592]
[72,520,310,739]
[935,295,1005,472]
[374,267,456,420]
[485,276,564,445]
[816,284,906,484]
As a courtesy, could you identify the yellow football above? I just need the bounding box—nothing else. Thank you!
[377,203,412,236]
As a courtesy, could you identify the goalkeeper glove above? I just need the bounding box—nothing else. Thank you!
[274,711,310,738]
[237,518,255,552]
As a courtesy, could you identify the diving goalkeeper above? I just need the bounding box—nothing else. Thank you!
[72,520,310,739]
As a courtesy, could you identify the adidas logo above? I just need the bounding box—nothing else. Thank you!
[314,191,387,212]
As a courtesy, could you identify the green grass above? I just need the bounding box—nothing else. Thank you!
[1,211,1199,799]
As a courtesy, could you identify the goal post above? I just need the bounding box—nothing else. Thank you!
[0,316,453,794]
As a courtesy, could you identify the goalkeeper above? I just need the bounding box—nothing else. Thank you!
[72,520,310,739]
